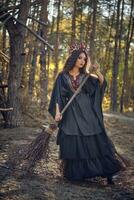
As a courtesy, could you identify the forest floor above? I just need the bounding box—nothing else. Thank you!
[0,112,134,200]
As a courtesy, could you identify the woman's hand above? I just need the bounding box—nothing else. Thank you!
[86,58,100,73]
[86,56,92,73]
[92,62,100,72]
[55,112,62,122]
[86,58,104,85]
[91,62,104,85]
[55,103,62,122]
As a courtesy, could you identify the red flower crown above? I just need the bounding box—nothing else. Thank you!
[69,42,88,54]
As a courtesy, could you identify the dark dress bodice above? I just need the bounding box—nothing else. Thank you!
[58,72,103,136]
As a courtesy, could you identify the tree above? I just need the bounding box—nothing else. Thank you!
[90,0,98,63]
[120,0,134,112]
[53,0,61,80]
[3,0,31,127]
[110,0,122,111]
[71,0,77,43]
[39,0,49,111]
[28,5,40,97]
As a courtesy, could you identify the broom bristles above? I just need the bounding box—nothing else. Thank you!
[23,130,51,172]
[115,152,133,168]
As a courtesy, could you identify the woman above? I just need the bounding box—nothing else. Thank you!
[48,44,122,185]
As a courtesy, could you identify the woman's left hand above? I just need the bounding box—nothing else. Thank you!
[86,56,92,73]
[92,62,100,72]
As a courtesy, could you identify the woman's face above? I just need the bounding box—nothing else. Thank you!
[74,52,87,69]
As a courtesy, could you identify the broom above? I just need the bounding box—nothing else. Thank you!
[22,124,55,174]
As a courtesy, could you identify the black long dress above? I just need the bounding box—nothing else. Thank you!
[48,71,122,181]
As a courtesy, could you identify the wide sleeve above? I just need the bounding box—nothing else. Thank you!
[93,77,107,105]
[92,77,107,125]
[84,76,107,128]
[48,73,65,119]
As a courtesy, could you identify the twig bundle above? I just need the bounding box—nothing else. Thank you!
[22,124,57,173]
[115,152,133,169]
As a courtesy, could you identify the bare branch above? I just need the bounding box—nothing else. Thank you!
[28,16,48,26]
[30,0,42,7]
[0,84,8,88]
[0,0,41,13]
[0,108,13,111]
[0,50,10,62]
[0,12,10,20]
[12,16,54,51]
[2,13,14,25]
[0,10,19,29]
[0,5,20,13]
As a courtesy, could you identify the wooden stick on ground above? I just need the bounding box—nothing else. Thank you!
[0,108,13,111]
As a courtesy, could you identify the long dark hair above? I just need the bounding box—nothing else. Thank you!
[62,49,88,74]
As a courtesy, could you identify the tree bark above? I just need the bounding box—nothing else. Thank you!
[120,0,134,112]
[5,0,30,127]
[39,0,49,111]
[90,0,97,63]
[85,4,92,45]
[110,0,122,111]
[28,5,40,96]
[28,48,38,96]
[103,4,115,76]
[71,0,77,44]
[2,27,6,53]
[53,0,61,80]
[79,2,83,42]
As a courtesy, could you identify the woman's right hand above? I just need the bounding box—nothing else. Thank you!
[86,56,93,73]
[55,112,62,122]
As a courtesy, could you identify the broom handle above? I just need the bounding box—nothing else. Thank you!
[60,74,89,115]
[46,73,90,131]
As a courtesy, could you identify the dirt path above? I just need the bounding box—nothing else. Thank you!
[0,113,134,200]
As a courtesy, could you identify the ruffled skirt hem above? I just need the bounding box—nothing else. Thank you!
[57,129,123,181]
[61,157,121,181]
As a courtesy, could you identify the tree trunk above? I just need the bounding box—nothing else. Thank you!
[85,5,91,45]
[28,48,38,96]
[103,4,115,76]
[39,0,49,111]
[22,4,37,91]
[90,0,97,63]
[7,35,25,126]
[2,27,9,82]
[129,53,134,111]
[110,0,122,111]
[53,0,61,80]
[5,0,30,127]
[2,27,6,53]
[79,2,83,42]
[120,0,134,112]
[28,5,40,97]
[71,0,77,44]
[47,15,55,77]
